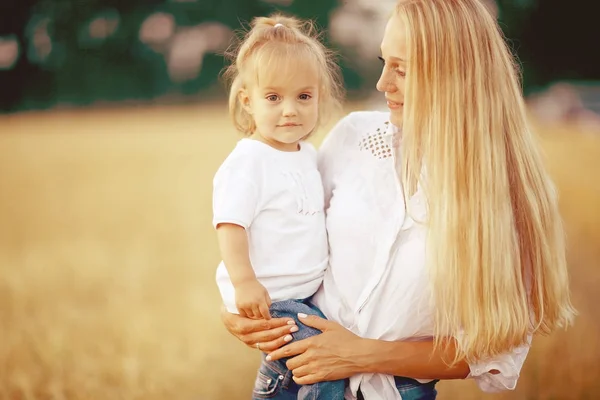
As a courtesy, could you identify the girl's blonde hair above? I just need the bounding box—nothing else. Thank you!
[395,0,576,364]
[222,14,344,136]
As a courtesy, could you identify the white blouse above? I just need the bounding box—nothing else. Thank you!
[311,111,531,400]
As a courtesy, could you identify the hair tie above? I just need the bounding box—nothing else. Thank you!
[274,23,284,28]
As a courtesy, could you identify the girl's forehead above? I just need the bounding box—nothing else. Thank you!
[253,53,320,91]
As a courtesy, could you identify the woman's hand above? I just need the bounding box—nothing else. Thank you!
[220,305,298,352]
[266,313,365,385]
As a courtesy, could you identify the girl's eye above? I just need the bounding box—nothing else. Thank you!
[378,56,385,65]
[299,93,312,100]
[266,95,279,102]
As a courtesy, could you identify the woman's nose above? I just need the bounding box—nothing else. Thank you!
[376,71,397,93]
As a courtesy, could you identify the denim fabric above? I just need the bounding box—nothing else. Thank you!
[252,298,438,399]
[252,298,345,400]
[356,378,439,400]
[393,377,438,400]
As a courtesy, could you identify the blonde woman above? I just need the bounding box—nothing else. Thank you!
[221,0,576,399]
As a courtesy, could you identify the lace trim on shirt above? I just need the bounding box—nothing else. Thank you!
[358,121,393,159]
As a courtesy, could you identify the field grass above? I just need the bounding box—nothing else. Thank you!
[0,103,598,400]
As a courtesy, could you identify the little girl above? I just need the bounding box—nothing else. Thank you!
[212,14,345,400]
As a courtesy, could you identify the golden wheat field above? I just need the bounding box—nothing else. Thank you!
[0,103,599,400]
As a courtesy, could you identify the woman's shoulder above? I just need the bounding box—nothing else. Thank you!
[343,110,391,128]
[323,110,391,148]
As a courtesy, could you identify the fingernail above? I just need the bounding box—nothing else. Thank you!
[284,335,293,342]
[290,326,299,333]
[298,313,308,319]
[287,320,296,325]
[266,355,272,361]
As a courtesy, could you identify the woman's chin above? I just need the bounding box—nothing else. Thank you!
[389,111,404,128]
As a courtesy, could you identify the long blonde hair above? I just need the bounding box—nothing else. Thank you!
[396,0,576,364]
[222,14,344,136]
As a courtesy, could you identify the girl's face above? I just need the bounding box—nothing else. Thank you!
[239,59,320,152]
[377,14,408,128]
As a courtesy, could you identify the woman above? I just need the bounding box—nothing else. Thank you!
[221,0,576,398]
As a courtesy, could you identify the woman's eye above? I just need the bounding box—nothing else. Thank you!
[380,56,406,77]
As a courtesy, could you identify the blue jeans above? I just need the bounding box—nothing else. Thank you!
[252,298,439,400]
[357,377,439,400]
[252,298,345,400]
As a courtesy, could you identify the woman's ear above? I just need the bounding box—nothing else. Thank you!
[238,88,252,114]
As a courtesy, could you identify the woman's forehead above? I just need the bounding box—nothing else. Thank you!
[381,14,408,62]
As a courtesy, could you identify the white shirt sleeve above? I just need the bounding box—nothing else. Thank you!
[317,114,355,208]
[212,161,260,230]
[467,334,532,392]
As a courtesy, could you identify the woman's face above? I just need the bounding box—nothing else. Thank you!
[376,14,408,128]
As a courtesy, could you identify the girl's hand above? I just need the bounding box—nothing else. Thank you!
[220,305,299,352]
[266,313,364,384]
[235,279,272,319]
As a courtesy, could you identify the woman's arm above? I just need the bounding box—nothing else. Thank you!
[357,337,471,380]
[266,314,472,384]
[268,314,530,389]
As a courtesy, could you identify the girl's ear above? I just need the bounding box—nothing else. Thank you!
[238,88,252,114]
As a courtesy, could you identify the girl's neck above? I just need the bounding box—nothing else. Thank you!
[251,133,300,152]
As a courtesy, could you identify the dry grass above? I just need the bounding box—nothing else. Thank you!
[0,104,598,400]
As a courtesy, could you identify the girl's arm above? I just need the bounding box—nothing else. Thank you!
[216,223,256,285]
[216,223,271,320]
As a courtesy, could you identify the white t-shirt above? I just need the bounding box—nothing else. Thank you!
[213,139,328,314]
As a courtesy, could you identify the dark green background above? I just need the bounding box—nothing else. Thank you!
[0,0,598,113]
